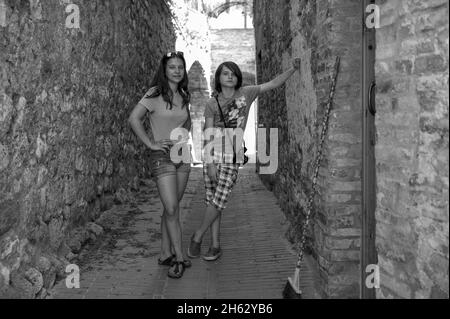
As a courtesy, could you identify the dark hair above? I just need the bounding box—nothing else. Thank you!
[214,61,243,94]
[145,52,190,110]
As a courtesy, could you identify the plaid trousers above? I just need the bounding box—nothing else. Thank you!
[203,163,240,211]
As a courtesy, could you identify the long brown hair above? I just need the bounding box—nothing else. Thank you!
[145,52,190,110]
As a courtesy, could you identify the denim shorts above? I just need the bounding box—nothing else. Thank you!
[149,150,191,181]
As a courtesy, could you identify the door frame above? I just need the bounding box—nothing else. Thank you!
[361,0,377,299]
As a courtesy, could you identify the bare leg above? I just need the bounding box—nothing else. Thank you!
[156,175,183,262]
[210,211,221,248]
[160,170,190,260]
[193,204,221,243]
[174,170,190,260]
[160,209,173,260]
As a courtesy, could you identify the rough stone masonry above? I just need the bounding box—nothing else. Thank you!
[0,0,175,298]
[374,0,449,298]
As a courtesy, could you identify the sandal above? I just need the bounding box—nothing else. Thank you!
[168,261,186,279]
[158,254,175,266]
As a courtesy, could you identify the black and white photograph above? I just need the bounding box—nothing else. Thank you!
[0,0,448,302]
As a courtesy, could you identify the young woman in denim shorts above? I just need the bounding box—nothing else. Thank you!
[188,58,301,261]
[128,51,192,278]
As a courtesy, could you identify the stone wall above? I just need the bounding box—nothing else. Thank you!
[374,0,449,298]
[0,0,175,298]
[254,0,363,298]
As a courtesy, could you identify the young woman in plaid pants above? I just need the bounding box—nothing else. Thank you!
[188,58,301,261]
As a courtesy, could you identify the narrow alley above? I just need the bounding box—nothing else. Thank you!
[0,0,448,301]
[51,165,320,299]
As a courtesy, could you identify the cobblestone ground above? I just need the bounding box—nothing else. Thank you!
[52,165,320,299]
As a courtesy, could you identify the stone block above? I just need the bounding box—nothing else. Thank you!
[330,250,360,261]
[48,217,65,252]
[0,94,13,139]
[86,222,103,237]
[330,228,361,237]
[327,281,359,299]
[327,193,352,203]
[0,200,20,237]
[10,273,35,299]
[24,268,43,296]
[0,143,9,171]
[380,272,412,299]
[325,236,354,250]
[329,214,356,229]
[414,54,447,74]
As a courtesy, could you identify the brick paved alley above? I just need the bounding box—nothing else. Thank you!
[1,0,447,300]
[51,165,320,299]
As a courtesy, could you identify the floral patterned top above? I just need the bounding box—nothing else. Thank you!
[204,86,261,163]
[204,85,260,130]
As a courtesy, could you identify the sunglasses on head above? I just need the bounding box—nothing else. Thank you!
[166,51,184,58]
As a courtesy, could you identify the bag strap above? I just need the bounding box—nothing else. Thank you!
[215,96,240,159]
[215,96,228,128]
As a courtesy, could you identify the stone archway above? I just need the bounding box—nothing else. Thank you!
[206,1,252,18]
[206,0,253,29]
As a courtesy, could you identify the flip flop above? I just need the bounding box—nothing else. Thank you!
[168,261,186,279]
[158,254,175,266]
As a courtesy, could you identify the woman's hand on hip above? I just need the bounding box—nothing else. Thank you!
[149,139,173,153]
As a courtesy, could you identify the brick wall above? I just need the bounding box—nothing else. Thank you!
[374,0,449,298]
[254,0,363,298]
[0,0,175,298]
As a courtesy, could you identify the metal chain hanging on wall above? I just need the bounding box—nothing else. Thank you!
[295,56,341,270]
